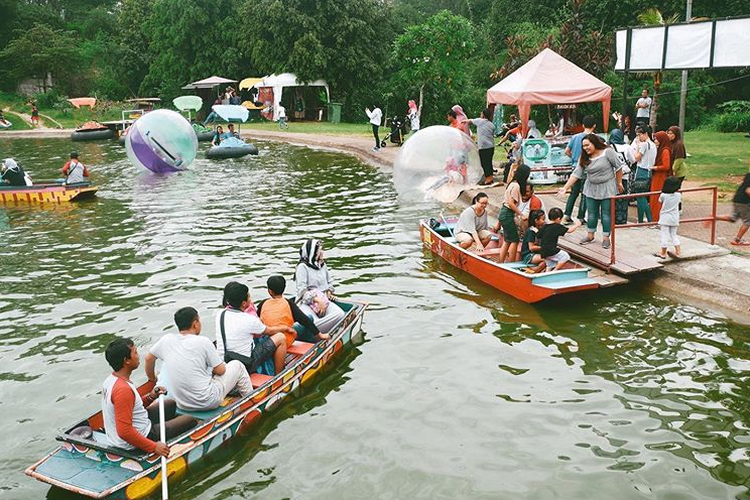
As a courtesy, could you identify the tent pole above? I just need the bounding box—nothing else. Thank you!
[622,28,633,119]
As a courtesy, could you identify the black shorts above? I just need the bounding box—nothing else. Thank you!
[249,336,276,372]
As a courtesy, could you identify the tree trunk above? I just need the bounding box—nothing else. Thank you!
[417,83,425,122]
[649,72,661,131]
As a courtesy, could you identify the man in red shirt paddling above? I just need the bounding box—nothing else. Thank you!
[61,151,89,184]
[102,338,196,456]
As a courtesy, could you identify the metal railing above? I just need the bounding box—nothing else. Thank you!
[607,186,717,266]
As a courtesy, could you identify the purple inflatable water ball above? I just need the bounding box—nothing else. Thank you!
[125,109,198,173]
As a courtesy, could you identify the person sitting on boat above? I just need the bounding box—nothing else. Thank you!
[535,207,581,273]
[145,307,254,412]
[203,98,222,125]
[0,110,10,127]
[296,239,346,333]
[211,125,224,146]
[455,192,492,250]
[102,338,197,457]
[222,123,240,141]
[1,158,30,186]
[257,275,330,347]
[216,281,291,375]
[521,209,547,274]
[61,152,89,185]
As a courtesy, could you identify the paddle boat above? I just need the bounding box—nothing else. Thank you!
[71,121,115,141]
[26,300,367,500]
[192,123,215,142]
[0,182,97,203]
[0,117,12,129]
[204,105,259,159]
[420,217,598,303]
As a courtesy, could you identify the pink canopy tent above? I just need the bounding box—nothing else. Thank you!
[486,48,612,133]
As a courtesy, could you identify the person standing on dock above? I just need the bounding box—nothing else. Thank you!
[712,172,750,246]
[562,115,596,225]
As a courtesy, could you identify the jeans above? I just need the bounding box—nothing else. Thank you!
[478,148,494,178]
[564,178,587,219]
[586,197,612,237]
[203,111,219,125]
[633,168,653,223]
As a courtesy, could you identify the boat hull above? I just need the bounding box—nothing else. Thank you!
[0,183,98,203]
[419,219,598,303]
[26,301,367,499]
[71,129,115,141]
[206,144,258,159]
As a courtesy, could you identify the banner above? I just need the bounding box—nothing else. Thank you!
[615,16,750,71]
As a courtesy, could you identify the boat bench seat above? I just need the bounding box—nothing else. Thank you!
[250,373,273,388]
[288,341,315,356]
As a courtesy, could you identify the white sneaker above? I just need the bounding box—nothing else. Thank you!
[372,147,380,152]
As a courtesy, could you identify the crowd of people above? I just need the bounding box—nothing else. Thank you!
[99,239,342,457]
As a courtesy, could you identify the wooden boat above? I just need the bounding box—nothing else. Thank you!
[26,300,367,500]
[420,217,599,303]
[0,182,97,203]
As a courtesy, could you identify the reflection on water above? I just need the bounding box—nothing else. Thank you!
[1,138,749,499]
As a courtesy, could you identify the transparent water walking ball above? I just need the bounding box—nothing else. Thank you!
[393,125,482,202]
[125,110,198,173]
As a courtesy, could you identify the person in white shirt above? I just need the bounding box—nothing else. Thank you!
[277,104,287,128]
[215,281,292,375]
[365,104,383,152]
[635,89,652,124]
[145,307,253,412]
[632,125,657,223]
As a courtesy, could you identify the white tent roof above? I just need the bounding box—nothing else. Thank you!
[182,76,237,90]
[256,73,328,90]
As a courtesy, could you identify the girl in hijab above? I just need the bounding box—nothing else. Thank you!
[407,100,420,132]
[650,130,672,217]
[451,105,470,136]
[295,239,346,333]
[526,120,542,139]
[1,158,30,186]
[667,125,687,183]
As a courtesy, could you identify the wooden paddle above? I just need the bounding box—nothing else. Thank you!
[158,394,169,500]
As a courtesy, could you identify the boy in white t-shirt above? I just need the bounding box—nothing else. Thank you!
[145,307,253,412]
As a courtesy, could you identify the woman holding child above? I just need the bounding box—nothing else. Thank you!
[558,134,624,249]
[295,239,346,333]
[495,164,530,262]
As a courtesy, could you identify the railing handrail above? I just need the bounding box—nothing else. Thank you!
[608,186,718,267]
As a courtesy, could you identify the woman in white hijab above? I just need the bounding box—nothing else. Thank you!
[1,158,31,186]
[295,239,346,333]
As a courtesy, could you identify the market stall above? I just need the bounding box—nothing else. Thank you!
[243,73,330,121]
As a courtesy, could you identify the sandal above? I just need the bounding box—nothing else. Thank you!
[730,240,750,246]
[653,252,667,259]
[579,236,595,245]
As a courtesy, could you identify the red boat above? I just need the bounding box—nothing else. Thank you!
[420,217,599,303]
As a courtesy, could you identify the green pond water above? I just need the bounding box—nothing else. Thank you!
[1,137,749,500]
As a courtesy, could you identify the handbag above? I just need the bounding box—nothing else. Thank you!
[631,166,651,193]
[219,310,254,367]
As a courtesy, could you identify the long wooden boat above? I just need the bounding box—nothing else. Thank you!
[420,217,599,303]
[26,300,367,499]
[0,182,98,204]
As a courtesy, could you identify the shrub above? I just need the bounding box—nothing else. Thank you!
[716,100,750,114]
[33,90,69,109]
[712,112,750,133]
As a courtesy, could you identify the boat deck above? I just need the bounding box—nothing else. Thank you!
[558,233,663,275]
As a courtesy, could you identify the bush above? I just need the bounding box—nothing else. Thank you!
[33,90,69,109]
[716,100,750,114]
[711,112,750,133]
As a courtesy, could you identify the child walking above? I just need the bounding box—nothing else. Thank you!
[656,176,682,259]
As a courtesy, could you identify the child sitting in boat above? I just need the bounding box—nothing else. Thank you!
[536,207,581,273]
[521,209,547,273]
[257,275,329,347]
[455,192,492,250]
[102,337,196,457]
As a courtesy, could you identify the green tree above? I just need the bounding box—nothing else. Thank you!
[240,0,393,113]
[0,23,82,93]
[141,0,250,98]
[391,10,475,124]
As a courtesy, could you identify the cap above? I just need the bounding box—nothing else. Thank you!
[70,151,79,159]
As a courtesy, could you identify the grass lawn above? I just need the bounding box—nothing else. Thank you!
[0,111,33,131]
[685,131,750,186]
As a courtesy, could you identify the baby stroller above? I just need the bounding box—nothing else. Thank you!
[380,116,409,148]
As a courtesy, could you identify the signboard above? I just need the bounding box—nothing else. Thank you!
[615,16,750,71]
[522,139,552,168]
